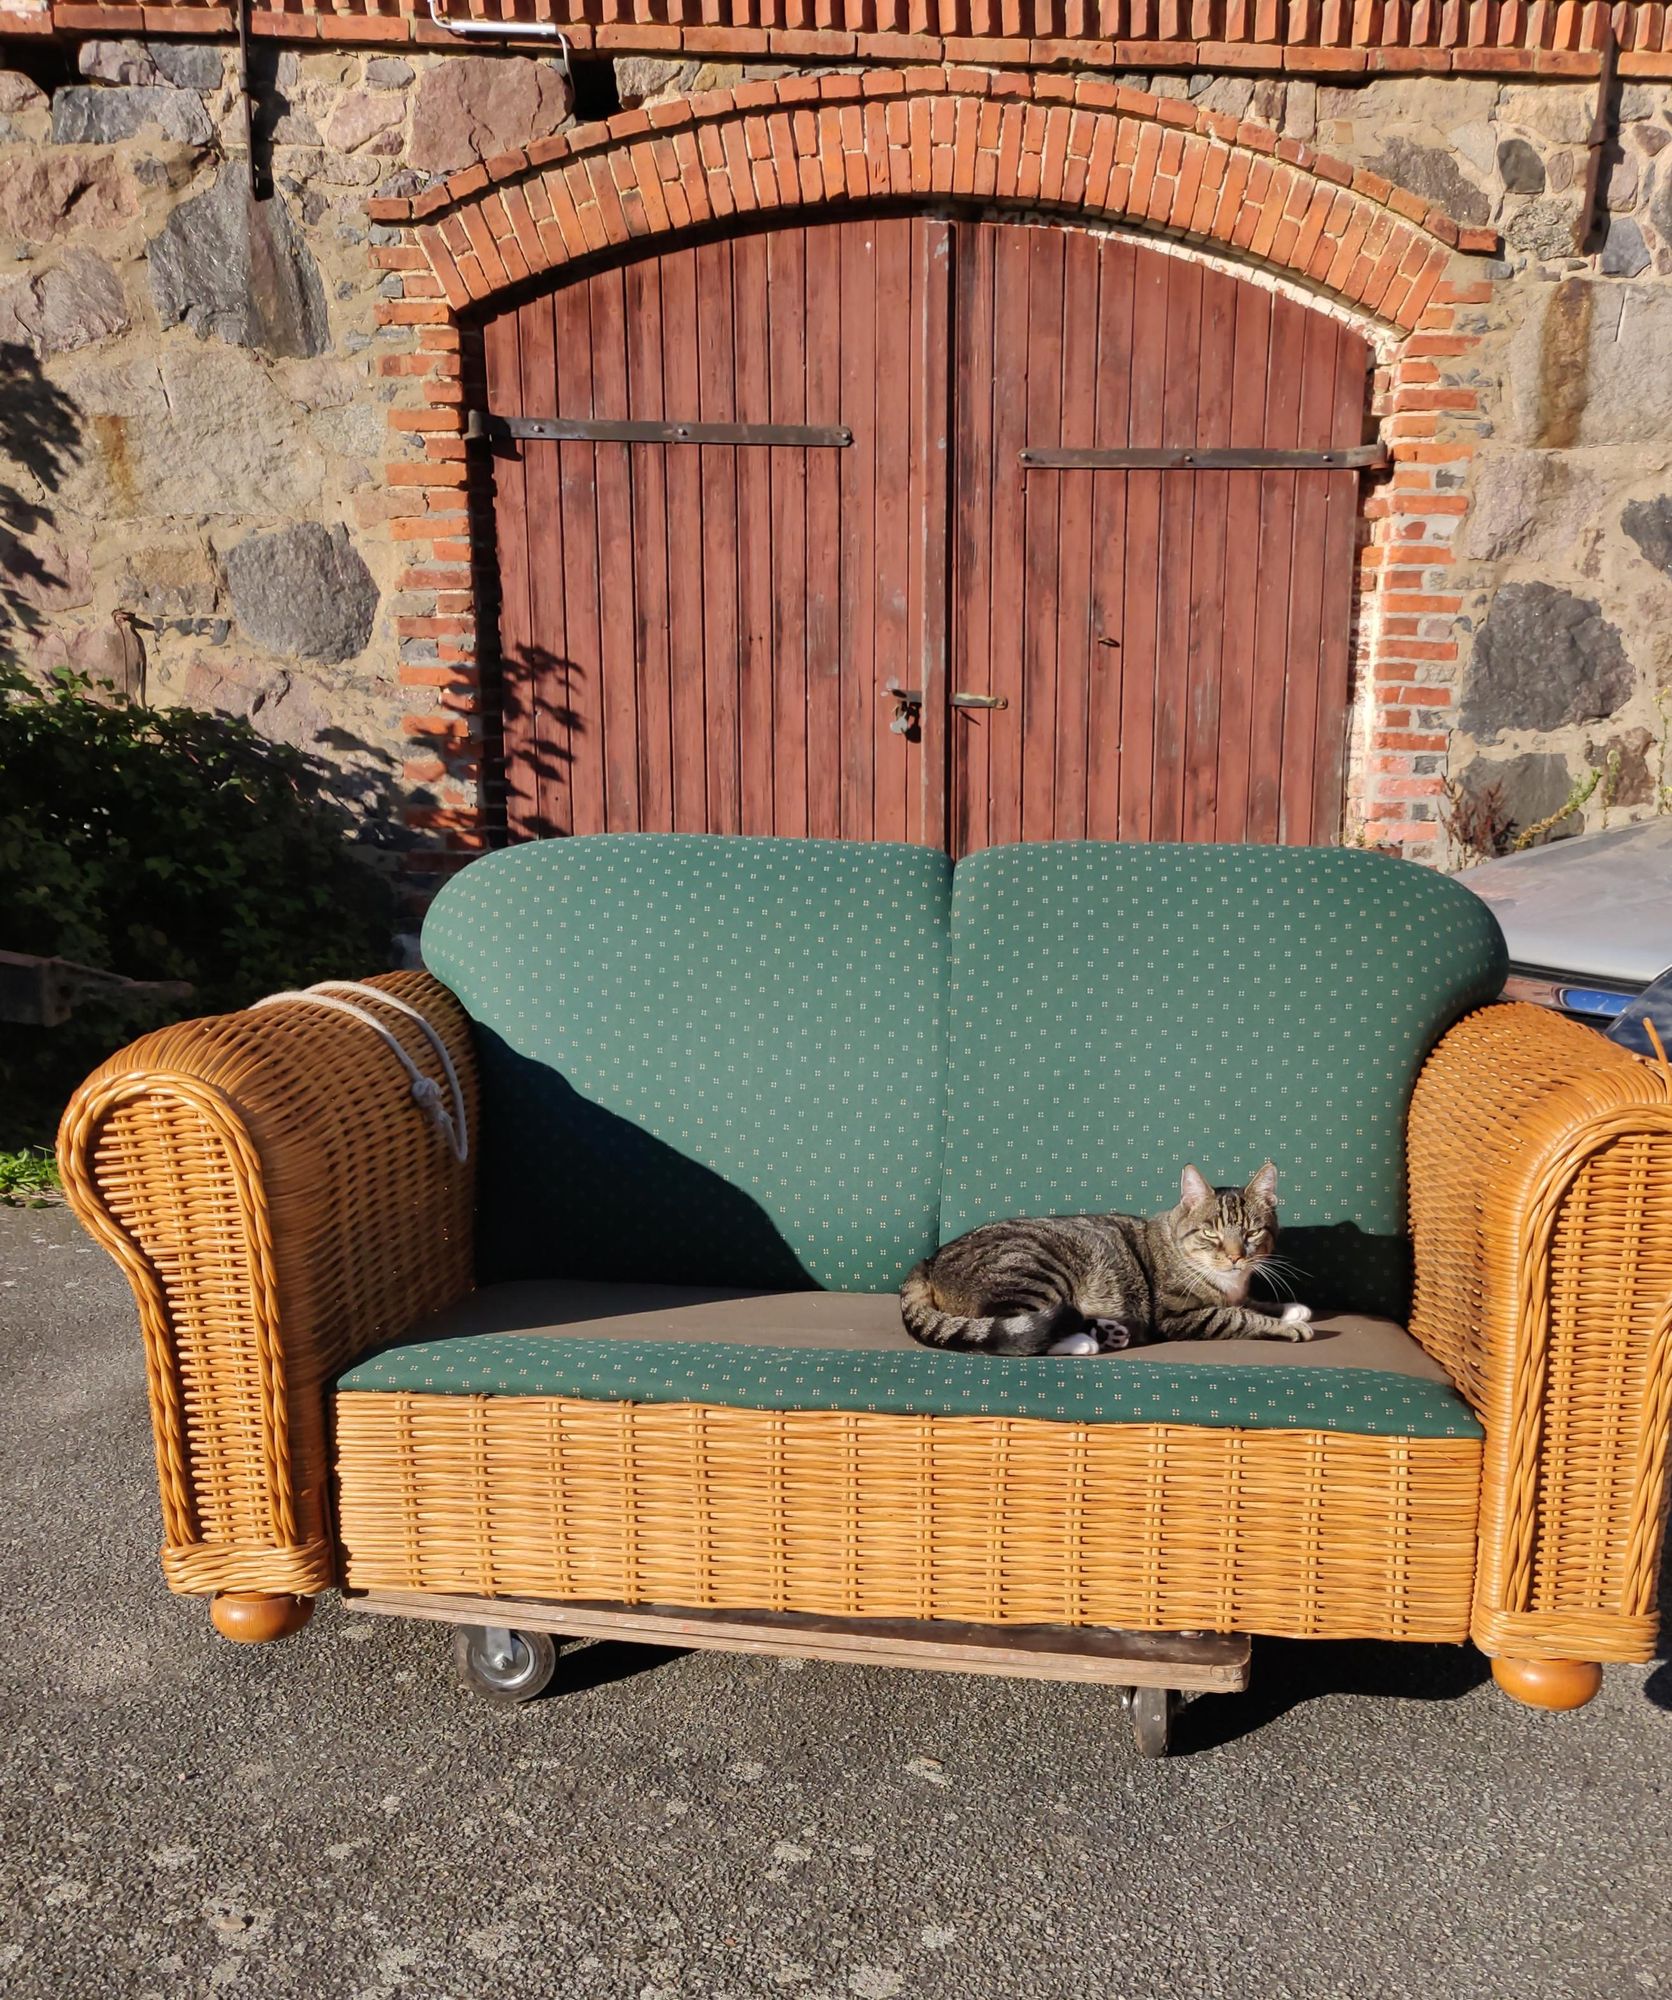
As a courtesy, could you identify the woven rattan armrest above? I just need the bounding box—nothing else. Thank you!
[1408,1002,1672,1668]
[58,972,476,1603]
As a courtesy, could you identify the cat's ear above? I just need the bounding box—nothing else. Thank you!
[1246,1160,1278,1204]
[1179,1164,1213,1209]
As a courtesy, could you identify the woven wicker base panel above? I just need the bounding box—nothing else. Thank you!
[346,1589,1253,1691]
[335,1395,1482,1642]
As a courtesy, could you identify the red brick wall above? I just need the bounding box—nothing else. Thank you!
[9,0,1672,79]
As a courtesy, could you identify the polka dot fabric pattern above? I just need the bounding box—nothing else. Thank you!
[941,843,1507,1321]
[421,835,952,1292]
[337,1337,1481,1438]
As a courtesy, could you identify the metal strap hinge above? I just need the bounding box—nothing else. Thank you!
[469,411,853,449]
[1018,444,1390,471]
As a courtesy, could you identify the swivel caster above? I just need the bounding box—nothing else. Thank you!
[1129,1684,1177,1758]
[453,1624,560,1705]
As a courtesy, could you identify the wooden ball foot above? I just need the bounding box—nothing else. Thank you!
[1491,1656,1602,1712]
[210,1592,315,1645]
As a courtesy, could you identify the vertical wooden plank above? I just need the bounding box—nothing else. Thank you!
[1117,247,1168,842]
[731,228,776,836]
[871,214,913,846]
[912,216,953,853]
[484,304,539,840]
[1278,307,1339,844]
[587,265,641,833]
[1151,254,1203,844]
[661,243,709,832]
[1310,323,1372,845]
[518,294,571,841]
[837,218,878,839]
[1212,284,1273,845]
[1180,264,1235,842]
[948,216,996,858]
[804,221,843,841]
[553,276,605,838]
[1245,292,1304,844]
[1020,228,1064,846]
[696,237,741,834]
[1084,236,1134,842]
[985,222,1031,852]
[1052,228,1100,842]
[625,253,673,834]
[768,226,810,839]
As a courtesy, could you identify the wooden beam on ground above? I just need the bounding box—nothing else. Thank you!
[346,1591,1253,1691]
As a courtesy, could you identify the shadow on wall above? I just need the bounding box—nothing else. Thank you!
[0,342,83,672]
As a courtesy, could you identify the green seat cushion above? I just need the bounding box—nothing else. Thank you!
[338,1283,1481,1440]
[942,842,1506,1319]
[421,835,952,1291]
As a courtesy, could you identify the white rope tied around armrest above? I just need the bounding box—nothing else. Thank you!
[251,980,470,1163]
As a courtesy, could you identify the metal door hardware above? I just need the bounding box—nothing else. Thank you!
[1018,444,1389,472]
[468,412,853,448]
[883,680,922,736]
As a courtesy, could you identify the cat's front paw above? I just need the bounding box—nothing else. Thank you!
[1277,1303,1316,1341]
[1047,1331,1100,1357]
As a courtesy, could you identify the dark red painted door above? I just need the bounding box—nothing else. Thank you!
[480,213,1371,853]
[482,213,950,844]
[949,222,1370,852]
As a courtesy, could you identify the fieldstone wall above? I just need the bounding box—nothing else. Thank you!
[0,33,1667,884]
[0,38,576,855]
[1295,70,1672,852]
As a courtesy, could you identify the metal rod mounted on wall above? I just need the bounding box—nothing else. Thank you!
[425,0,572,59]
[1575,18,1620,255]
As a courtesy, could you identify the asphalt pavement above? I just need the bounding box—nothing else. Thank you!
[4,1202,1671,2000]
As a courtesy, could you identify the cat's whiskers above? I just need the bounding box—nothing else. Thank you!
[1253,1255,1314,1308]
[1251,1259,1297,1302]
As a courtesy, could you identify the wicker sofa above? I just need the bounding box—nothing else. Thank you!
[60,835,1672,1746]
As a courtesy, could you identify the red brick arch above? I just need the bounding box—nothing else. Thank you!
[372,69,1482,330]
[371,70,1492,884]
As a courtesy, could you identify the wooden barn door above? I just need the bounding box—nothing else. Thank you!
[479,213,1372,853]
[948,223,1372,853]
[481,214,950,843]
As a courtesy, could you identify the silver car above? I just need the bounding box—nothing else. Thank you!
[1456,817,1672,1060]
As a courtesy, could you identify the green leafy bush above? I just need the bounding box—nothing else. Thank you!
[1,665,395,1145]
[0,1147,62,1207]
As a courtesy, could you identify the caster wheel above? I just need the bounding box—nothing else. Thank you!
[453,1624,559,1705]
[1130,1685,1177,1758]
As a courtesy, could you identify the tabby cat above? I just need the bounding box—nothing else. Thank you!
[900,1163,1315,1356]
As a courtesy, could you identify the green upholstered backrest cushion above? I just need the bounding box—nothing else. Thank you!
[941,843,1506,1319]
[421,835,952,1291]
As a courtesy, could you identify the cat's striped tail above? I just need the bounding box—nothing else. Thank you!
[899,1265,1078,1356]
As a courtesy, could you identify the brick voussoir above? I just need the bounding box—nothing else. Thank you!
[388,69,1475,363]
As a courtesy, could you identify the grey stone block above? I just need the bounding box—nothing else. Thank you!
[148,165,328,359]
[1461,582,1635,741]
[225,522,378,664]
[50,83,213,146]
